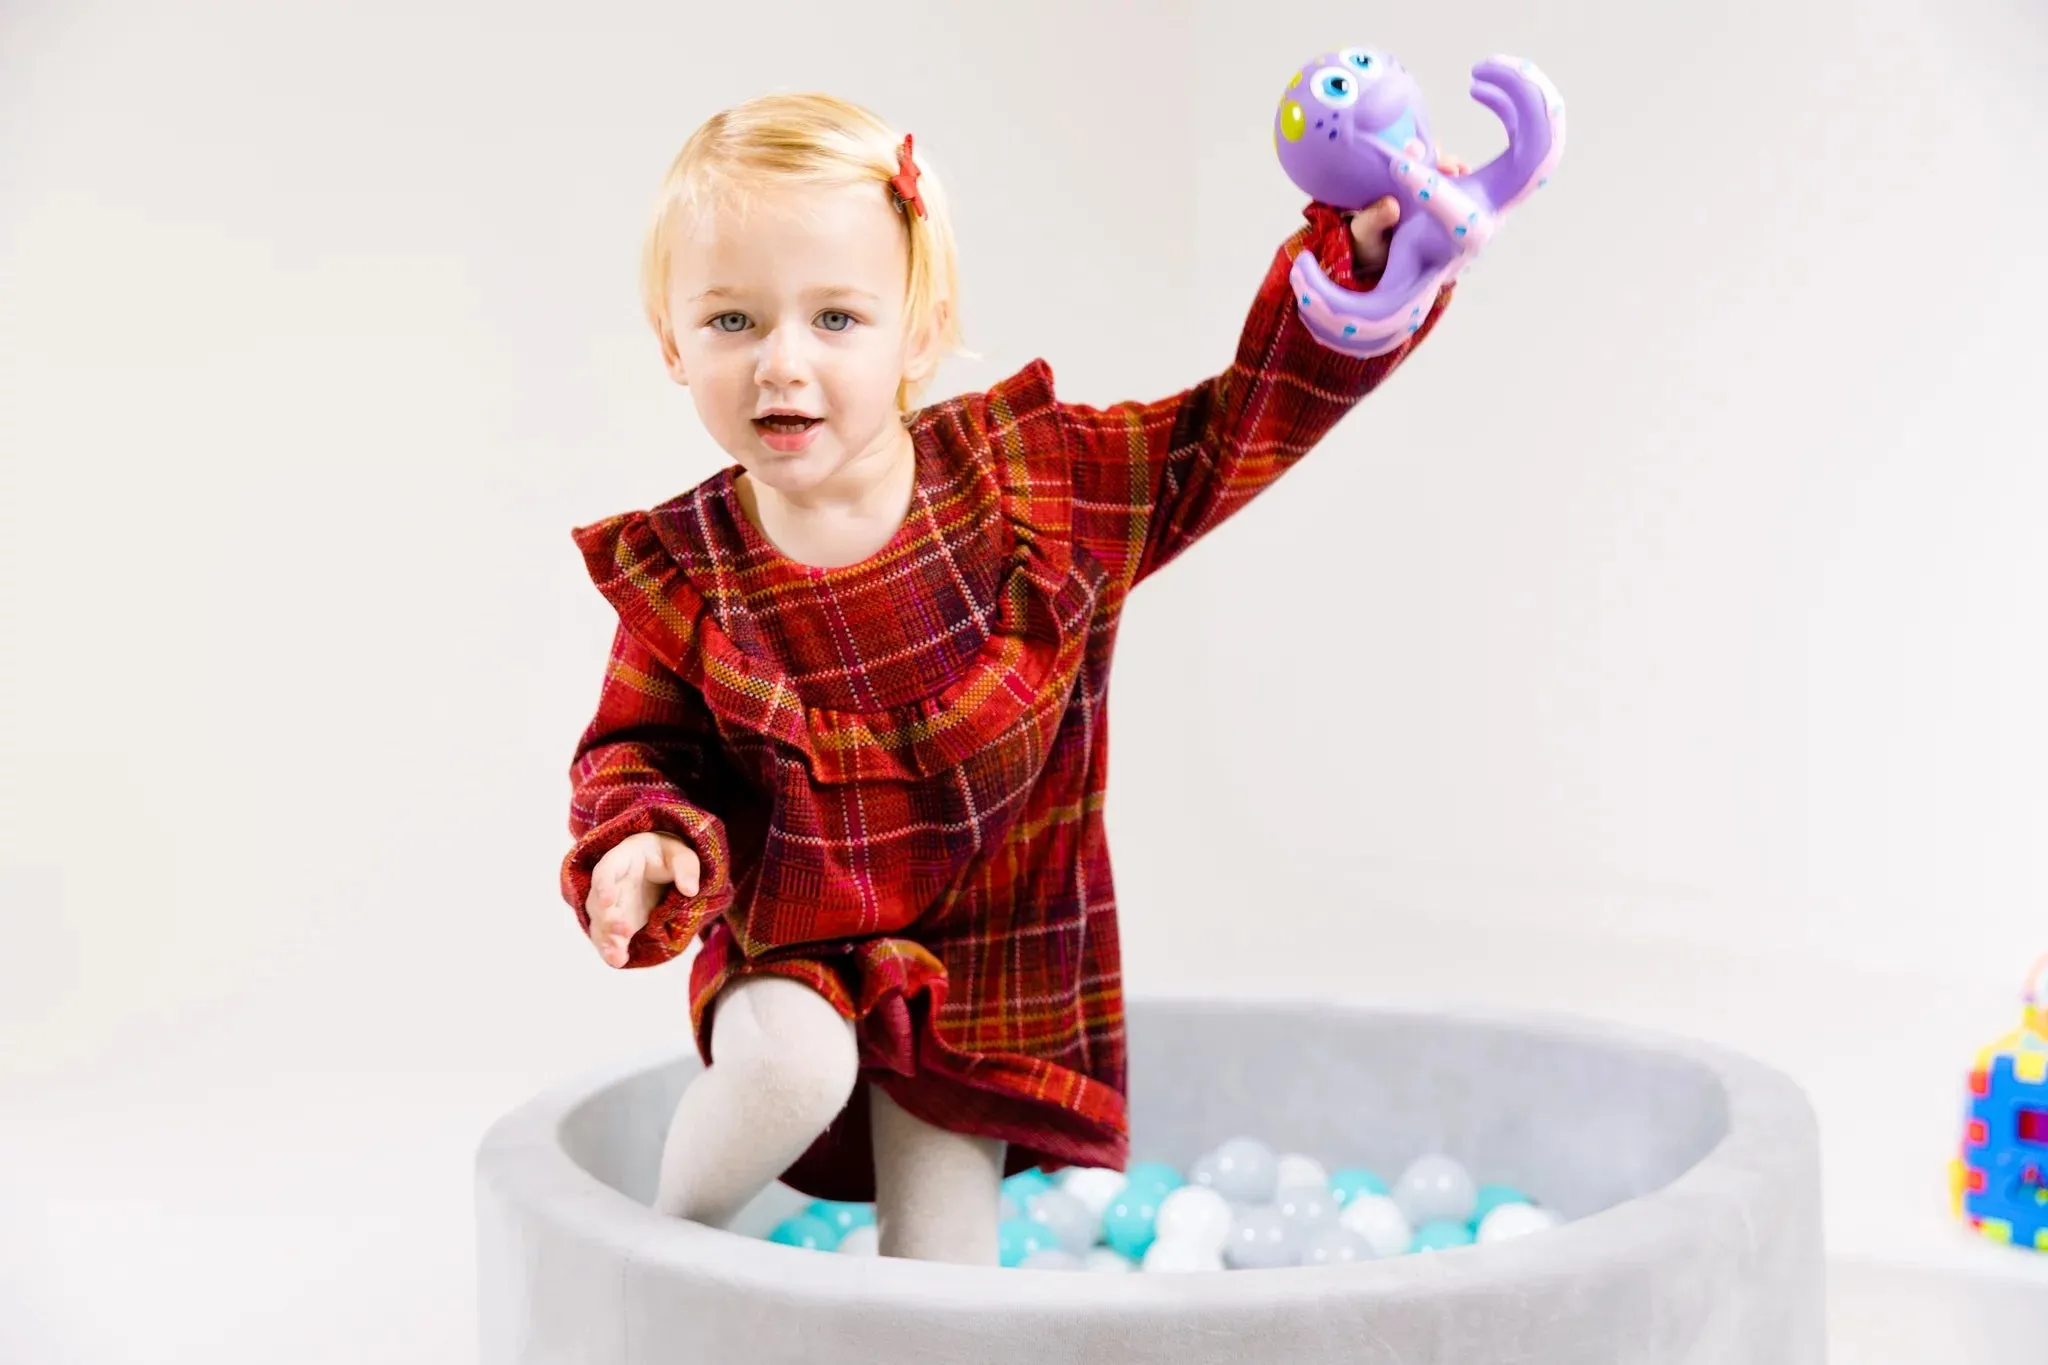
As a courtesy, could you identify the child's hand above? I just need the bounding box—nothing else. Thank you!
[586,831,700,968]
[1348,150,1471,277]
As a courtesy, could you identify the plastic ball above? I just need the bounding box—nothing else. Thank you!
[1275,1153,1329,1192]
[1327,1167,1390,1207]
[1224,1204,1297,1269]
[999,1216,1060,1268]
[1123,1160,1187,1196]
[1018,1249,1085,1271]
[1393,1154,1478,1226]
[1276,1182,1338,1240]
[1297,1226,1375,1266]
[1200,1137,1280,1205]
[1143,1238,1225,1273]
[1336,1193,1412,1258]
[806,1200,875,1237]
[1002,1169,1056,1206]
[998,1194,1021,1222]
[1084,1247,1137,1273]
[1154,1184,1234,1255]
[1187,1152,1222,1191]
[1470,1183,1532,1227]
[1057,1166,1128,1219]
[836,1224,880,1256]
[1026,1188,1100,1257]
[768,1213,841,1252]
[1101,1185,1167,1260]
[1411,1218,1476,1253]
[1476,1203,1562,1243]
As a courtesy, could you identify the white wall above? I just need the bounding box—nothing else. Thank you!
[3,0,2046,1359]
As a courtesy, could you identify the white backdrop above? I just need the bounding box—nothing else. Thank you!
[4,0,2047,1359]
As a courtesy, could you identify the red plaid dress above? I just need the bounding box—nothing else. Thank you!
[561,203,1451,1200]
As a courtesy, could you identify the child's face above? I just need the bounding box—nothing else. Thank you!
[663,181,938,496]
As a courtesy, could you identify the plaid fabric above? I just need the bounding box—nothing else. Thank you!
[562,201,1451,1200]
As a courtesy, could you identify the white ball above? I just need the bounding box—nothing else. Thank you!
[837,1224,880,1256]
[1336,1193,1412,1258]
[1153,1184,1234,1255]
[1476,1203,1561,1244]
[1393,1153,1478,1226]
[1143,1238,1225,1273]
[1084,1247,1137,1273]
[1057,1166,1128,1221]
[1275,1153,1328,1192]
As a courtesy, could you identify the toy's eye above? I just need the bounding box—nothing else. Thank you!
[1311,68,1359,108]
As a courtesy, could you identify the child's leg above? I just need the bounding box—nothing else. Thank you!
[653,974,859,1228]
[868,1084,1005,1265]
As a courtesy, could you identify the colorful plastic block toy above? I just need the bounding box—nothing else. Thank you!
[1953,955,2048,1248]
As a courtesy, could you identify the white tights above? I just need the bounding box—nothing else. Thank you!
[652,974,1006,1265]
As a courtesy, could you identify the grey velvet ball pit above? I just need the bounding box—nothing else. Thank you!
[475,999,1826,1364]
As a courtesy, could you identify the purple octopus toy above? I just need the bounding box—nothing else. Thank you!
[1275,47,1565,356]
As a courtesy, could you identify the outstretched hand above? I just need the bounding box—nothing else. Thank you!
[1348,151,1470,278]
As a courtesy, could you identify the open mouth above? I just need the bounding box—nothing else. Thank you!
[753,415,821,433]
[1372,109,1419,152]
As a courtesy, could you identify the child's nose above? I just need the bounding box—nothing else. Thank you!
[755,326,808,386]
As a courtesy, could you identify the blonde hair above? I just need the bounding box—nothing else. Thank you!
[640,92,973,413]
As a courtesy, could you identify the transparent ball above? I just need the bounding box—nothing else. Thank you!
[1336,1193,1412,1258]
[1276,1182,1338,1241]
[1393,1153,1477,1226]
[1154,1184,1234,1255]
[1275,1153,1329,1192]
[1026,1188,1100,1257]
[836,1224,880,1256]
[1476,1202,1562,1243]
[1224,1203,1297,1270]
[1142,1238,1225,1273]
[1056,1166,1128,1221]
[1297,1226,1374,1266]
[1200,1137,1279,1205]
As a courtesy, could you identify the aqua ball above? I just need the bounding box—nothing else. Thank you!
[1411,1218,1475,1253]
[806,1200,876,1237]
[1328,1167,1390,1207]
[1002,1169,1056,1206]
[768,1213,841,1252]
[1101,1186,1167,1260]
[1469,1184,1531,1227]
[1123,1161,1185,1195]
[999,1216,1060,1268]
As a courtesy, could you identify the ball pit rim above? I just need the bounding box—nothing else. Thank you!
[476,997,1816,1314]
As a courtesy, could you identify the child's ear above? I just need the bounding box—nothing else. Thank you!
[902,300,950,384]
[659,323,688,387]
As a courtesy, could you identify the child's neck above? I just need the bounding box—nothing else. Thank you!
[735,421,916,570]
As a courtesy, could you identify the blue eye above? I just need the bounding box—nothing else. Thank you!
[1337,47,1386,77]
[710,312,748,333]
[1311,68,1358,108]
[817,310,855,332]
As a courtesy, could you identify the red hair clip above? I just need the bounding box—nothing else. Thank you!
[890,133,926,220]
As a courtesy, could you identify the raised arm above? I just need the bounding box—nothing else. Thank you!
[1062,201,1451,594]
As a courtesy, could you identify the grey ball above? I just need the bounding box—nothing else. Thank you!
[1297,1227,1374,1266]
[1223,1204,1296,1270]
[1025,1189,1100,1258]
[1393,1153,1478,1226]
[1203,1137,1279,1206]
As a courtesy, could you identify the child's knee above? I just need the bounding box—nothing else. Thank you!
[710,976,859,1125]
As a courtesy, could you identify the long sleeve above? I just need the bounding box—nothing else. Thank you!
[1062,201,1452,594]
[559,619,737,968]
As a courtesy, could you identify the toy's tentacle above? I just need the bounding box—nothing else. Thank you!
[1390,147,1494,254]
[1288,251,1444,358]
[1464,56,1565,216]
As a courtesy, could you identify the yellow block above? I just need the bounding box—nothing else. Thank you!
[2016,1050,2048,1085]
[1981,1218,2014,1244]
[1950,1158,1966,1217]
